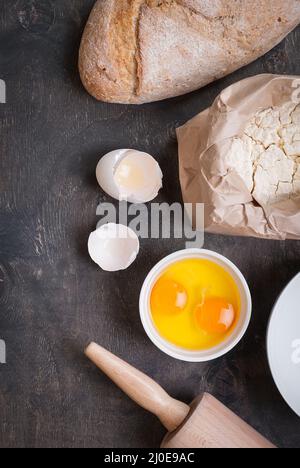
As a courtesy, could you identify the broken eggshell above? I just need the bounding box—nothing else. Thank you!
[96,149,163,203]
[88,223,140,272]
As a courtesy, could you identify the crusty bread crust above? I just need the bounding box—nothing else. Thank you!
[79,0,144,103]
[79,0,300,104]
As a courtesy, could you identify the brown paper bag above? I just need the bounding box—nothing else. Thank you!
[177,74,300,240]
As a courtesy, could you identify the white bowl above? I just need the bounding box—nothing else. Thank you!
[139,249,252,362]
[267,273,300,417]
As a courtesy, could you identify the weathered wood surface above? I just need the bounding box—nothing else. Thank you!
[0,0,300,448]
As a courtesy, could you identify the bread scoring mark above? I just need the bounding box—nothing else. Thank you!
[134,3,146,97]
[107,0,145,100]
[173,0,218,20]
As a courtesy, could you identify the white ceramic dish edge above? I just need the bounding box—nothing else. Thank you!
[267,273,300,417]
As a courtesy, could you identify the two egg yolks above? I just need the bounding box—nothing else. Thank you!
[150,259,240,350]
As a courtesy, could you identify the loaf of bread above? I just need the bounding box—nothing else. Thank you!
[79,0,300,104]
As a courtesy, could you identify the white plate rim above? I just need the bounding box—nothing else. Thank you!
[267,272,300,417]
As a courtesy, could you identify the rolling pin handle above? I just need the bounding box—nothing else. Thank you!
[85,342,190,433]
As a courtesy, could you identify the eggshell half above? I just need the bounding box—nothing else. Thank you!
[96,149,163,203]
[88,223,140,272]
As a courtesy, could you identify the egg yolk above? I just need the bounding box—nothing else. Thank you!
[195,298,235,335]
[151,277,188,315]
[150,259,240,350]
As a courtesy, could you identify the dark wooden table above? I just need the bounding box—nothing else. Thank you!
[0,0,300,449]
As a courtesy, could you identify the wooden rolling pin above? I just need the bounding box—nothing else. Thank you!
[85,342,275,449]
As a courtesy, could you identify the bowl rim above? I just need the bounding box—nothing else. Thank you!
[266,272,300,417]
[139,248,252,362]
